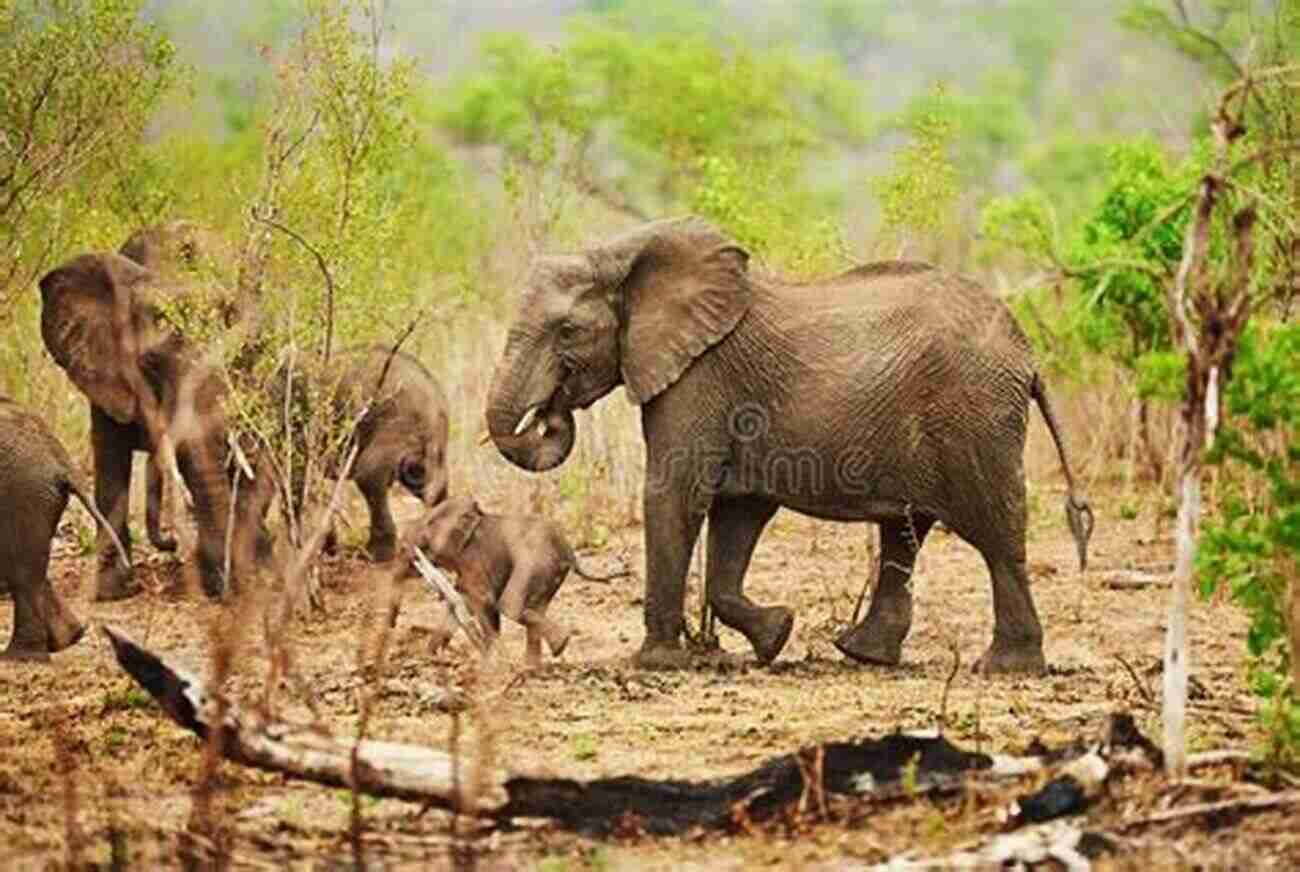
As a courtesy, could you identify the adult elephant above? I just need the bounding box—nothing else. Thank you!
[485,217,1093,674]
[39,235,263,600]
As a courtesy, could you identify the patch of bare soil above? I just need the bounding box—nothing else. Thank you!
[1,484,1295,869]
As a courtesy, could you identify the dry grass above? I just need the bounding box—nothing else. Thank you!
[3,433,1290,867]
[1,240,1283,867]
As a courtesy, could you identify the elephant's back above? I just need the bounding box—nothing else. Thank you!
[0,398,75,504]
[763,265,1036,387]
[335,345,449,417]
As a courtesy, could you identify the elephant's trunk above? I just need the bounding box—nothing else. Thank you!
[485,343,576,473]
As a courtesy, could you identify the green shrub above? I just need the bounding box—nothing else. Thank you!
[1200,322,1300,763]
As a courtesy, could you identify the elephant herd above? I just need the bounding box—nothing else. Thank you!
[2,215,1094,675]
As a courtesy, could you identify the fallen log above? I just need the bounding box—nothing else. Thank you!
[103,626,997,833]
[869,822,1114,871]
[102,627,1264,838]
[1106,572,1172,590]
[101,626,510,813]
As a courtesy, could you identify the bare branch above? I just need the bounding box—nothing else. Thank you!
[249,208,338,365]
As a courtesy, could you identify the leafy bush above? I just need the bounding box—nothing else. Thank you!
[1200,322,1300,762]
[0,0,180,309]
[439,12,867,273]
[872,85,960,257]
[0,0,181,437]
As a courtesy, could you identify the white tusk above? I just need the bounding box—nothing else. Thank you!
[513,405,540,436]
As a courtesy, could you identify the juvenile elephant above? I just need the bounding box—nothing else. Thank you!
[267,345,451,562]
[1,398,130,662]
[145,345,451,563]
[485,217,1093,674]
[397,497,630,664]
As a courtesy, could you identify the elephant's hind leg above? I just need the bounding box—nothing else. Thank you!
[2,529,84,662]
[972,550,1045,675]
[835,514,934,667]
[357,474,398,563]
[3,569,51,662]
[705,498,790,665]
[498,569,571,662]
[966,490,1045,675]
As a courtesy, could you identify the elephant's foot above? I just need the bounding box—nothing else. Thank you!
[520,609,570,658]
[0,644,50,664]
[973,636,1047,676]
[367,532,397,564]
[633,639,692,671]
[834,617,909,666]
[94,569,141,603]
[742,606,794,666]
[197,566,227,601]
[544,624,571,659]
[47,614,86,654]
[426,627,453,655]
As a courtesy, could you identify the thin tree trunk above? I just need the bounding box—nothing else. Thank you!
[1163,451,1198,777]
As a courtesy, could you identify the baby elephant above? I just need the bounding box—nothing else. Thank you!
[1,398,129,662]
[400,497,630,664]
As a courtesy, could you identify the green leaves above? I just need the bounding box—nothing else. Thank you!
[438,13,868,271]
[0,0,180,306]
[873,85,960,251]
[1200,323,1300,763]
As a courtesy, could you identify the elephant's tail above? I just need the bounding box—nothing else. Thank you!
[65,476,132,570]
[1031,373,1095,572]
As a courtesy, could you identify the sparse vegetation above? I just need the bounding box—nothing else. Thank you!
[2,0,1300,867]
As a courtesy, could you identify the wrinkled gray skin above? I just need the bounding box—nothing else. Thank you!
[39,223,451,602]
[147,345,451,563]
[397,497,629,664]
[0,397,130,662]
[486,217,1094,674]
[39,233,255,601]
[276,345,452,562]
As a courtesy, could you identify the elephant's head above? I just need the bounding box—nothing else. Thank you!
[418,496,483,565]
[396,429,449,508]
[39,252,182,425]
[119,220,233,280]
[486,217,752,471]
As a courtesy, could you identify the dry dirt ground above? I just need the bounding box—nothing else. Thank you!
[1,481,1296,869]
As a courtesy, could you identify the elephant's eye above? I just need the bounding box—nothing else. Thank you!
[557,320,579,340]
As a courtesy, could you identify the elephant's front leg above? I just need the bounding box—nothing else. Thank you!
[835,515,934,666]
[90,406,139,601]
[705,497,790,665]
[634,485,705,670]
[356,472,398,563]
[145,451,177,552]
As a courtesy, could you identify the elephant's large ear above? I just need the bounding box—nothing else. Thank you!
[452,500,484,549]
[39,253,155,425]
[592,218,752,404]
